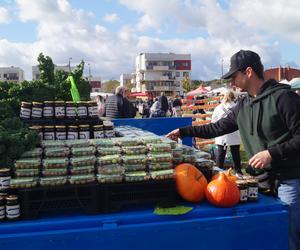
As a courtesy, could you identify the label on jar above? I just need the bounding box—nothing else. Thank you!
[44,132,55,140]
[20,107,31,119]
[0,206,5,219]
[31,107,43,118]
[94,131,104,139]
[6,204,20,219]
[66,107,77,117]
[105,130,115,138]
[77,106,87,117]
[239,189,248,202]
[248,187,258,200]
[67,131,78,140]
[0,176,11,190]
[43,107,54,117]
[88,106,98,117]
[56,131,66,140]
[79,131,90,139]
[55,107,65,117]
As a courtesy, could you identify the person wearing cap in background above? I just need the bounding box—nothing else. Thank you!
[166,50,300,250]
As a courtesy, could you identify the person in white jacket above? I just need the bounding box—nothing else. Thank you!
[211,90,242,175]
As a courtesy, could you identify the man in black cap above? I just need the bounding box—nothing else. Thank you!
[166,50,300,250]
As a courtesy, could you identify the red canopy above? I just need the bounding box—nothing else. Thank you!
[186,86,209,96]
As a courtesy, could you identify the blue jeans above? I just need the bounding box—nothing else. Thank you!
[278,179,300,250]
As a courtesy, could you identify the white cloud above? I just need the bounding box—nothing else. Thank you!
[103,13,119,23]
[0,7,11,23]
[0,0,298,81]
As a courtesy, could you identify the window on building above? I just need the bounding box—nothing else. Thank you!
[176,72,180,77]
[183,72,189,77]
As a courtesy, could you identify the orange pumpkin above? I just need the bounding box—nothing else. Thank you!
[211,168,237,183]
[175,163,208,203]
[205,173,240,207]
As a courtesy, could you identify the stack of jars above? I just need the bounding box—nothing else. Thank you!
[20,101,99,120]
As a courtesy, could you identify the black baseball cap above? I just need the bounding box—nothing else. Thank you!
[222,50,263,79]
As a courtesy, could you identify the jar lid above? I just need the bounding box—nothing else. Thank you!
[236,180,248,185]
[0,168,10,173]
[55,125,66,129]
[21,101,32,106]
[29,126,42,129]
[69,126,78,129]
[44,125,55,129]
[66,101,75,104]
[32,101,43,105]
[79,125,90,128]
[43,101,54,104]
[93,125,103,128]
[55,101,65,104]
[6,195,18,201]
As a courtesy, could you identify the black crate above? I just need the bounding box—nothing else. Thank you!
[17,183,100,219]
[98,179,177,213]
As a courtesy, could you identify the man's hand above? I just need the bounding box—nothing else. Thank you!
[166,128,180,142]
[248,150,272,169]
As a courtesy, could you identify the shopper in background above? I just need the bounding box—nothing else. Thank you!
[211,90,242,175]
[172,95,182,117]
[166,50,300,250]
[103,86,136,118]
[95,95,105,117]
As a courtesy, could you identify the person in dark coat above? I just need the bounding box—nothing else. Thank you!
[158,92,169,114]
[104,86,136,119]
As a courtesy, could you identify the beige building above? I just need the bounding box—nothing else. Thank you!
[135,53,191,96]
[0,66,24,83]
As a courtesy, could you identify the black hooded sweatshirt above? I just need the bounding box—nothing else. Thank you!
[180,79,300,180]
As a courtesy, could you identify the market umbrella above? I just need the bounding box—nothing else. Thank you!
[186,85,209,96]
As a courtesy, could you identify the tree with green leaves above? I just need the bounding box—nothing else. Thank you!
[181,76,191,92]
[37,53,55,85]
[102,80,120,93]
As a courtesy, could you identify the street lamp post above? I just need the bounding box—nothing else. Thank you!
[221,58,224,84]
[68,57,72,73]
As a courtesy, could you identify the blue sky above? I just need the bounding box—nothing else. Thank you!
[0,0,300,80]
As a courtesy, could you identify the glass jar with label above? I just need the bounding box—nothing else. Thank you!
[6,195,20,221]
[246,178,259,201]
[88,101,98,118]
[93,125,104,138]
[29,126,43,140]
[79,125,90,139]
[55,125,67,140]
[31,102,43,119]
[77,101,88,119]
[236,180,248,203]
[20,102,32,119]
[43,101,54,119]
[0,196,5,221]
[54,101,66,119]
[67,126,78,140]
[0,168,10,195]
[66,102,77,119]
[43,126,55,140]
[103,121,115,138]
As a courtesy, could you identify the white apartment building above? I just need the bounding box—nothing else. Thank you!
[120,73,134,87]
[0,66,25,83]
[32,65,76,80]
[135,53,191,96]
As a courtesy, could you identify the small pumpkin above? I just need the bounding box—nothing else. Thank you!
[211,168,237,183]
[175,163,208,203]
[205,173,240,207]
